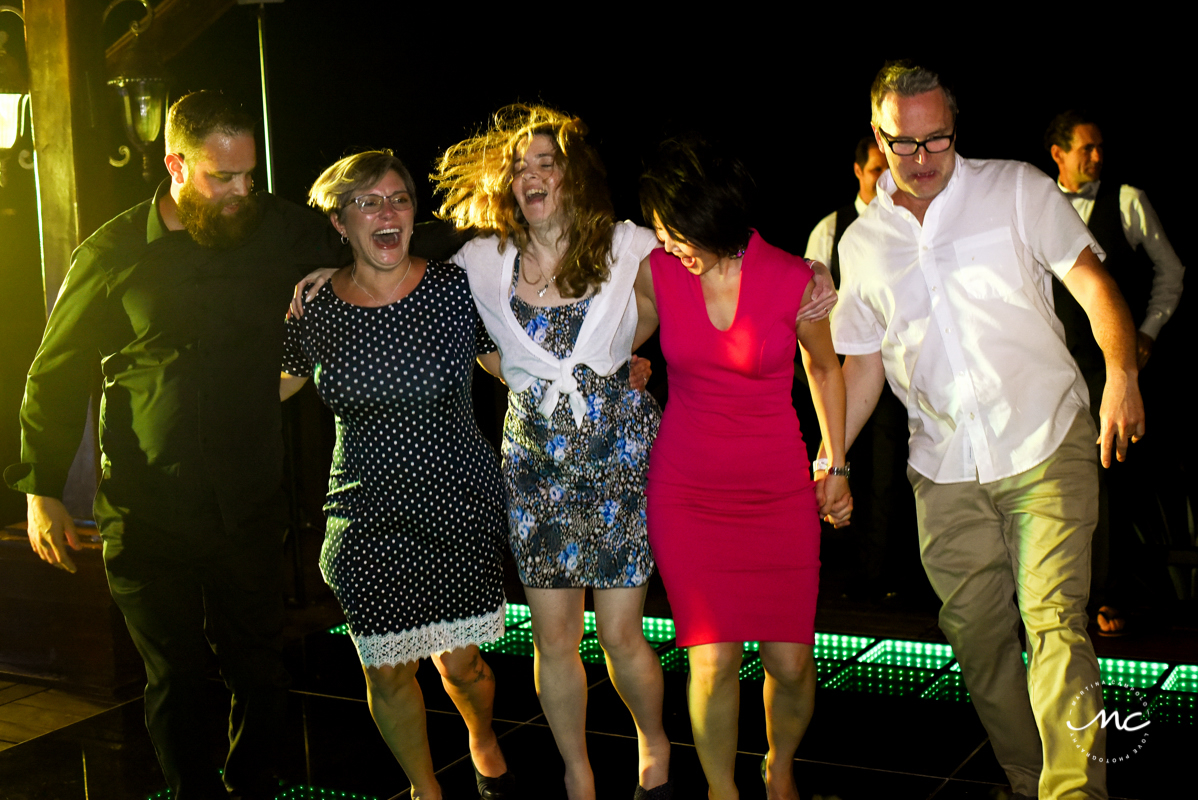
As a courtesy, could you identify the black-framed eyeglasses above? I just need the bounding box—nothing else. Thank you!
[348,192,413,214]
[877,127,956,157]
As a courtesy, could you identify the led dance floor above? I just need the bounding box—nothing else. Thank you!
[1,604,1191,799]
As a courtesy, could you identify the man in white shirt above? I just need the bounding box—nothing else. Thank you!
[804,136,888,284]
[830,62,1144,799]
[1045,111,1184,366]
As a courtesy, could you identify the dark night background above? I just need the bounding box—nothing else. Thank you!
[0,3,1191,527]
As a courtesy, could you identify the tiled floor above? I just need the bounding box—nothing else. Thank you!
[0,680,116,753]
[0,602,1194,800]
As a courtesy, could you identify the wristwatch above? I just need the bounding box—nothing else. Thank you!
[812,458,850,477]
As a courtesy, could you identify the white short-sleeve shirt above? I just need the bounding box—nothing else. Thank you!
[832,155,1102,484]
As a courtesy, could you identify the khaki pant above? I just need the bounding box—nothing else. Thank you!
[909,412,1106,799]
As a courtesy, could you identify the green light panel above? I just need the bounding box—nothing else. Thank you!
[1102,683,1153,714]
[579,637,606,665]
[659,647,689,673]
[1097,657,1169,688]
[821,663,938,697]
[1161,664,1198,693]
[479,628,535,657]
[273,787,380,800]
[148,778,382,800]
[504,603,533,629]
[815,659,846,682]
[858,639,954,670]
[1148,691,1197,726]
[814,632,876,661]
[313,615,1197,713]
[921,672,971,704]
[642,616,676,643]
[739,655,764,681]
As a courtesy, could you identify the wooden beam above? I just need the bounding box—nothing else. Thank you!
[24,0,114,311]
[105,0,236,68]
[24,0,114,518]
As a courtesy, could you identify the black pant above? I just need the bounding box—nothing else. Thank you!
[858,386,919,589]
[98,501,290,800]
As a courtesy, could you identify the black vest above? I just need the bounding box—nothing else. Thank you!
[828,202,858,289]
[1053,181,1154,377]
[1088,183,1154,327]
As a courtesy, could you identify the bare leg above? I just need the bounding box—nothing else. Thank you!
[594,586,671,790]
[759,643,815,800]
[431,645,508,778]
[687,642,744,800]
[525,587,594,800]
[363,661,440,800]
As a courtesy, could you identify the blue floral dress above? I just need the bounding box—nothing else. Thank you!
[504,256,660,588]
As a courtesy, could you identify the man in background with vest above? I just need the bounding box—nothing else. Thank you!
[805,136,888,284]
[1045,110,1185,636]
[804,137,923,606]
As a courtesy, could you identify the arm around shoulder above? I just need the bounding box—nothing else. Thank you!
[632,255,659,351]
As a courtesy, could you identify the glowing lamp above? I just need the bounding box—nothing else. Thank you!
[104,0,168,182]
[0,16,31,188]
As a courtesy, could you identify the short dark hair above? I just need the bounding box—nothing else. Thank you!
[854,136,878,168]
[309,150,417,217]
[165,91,256,162]
[639,137,755,258]
[1044,110,1099,153]
[870,61,958,126]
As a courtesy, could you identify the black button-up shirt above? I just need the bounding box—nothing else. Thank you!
[5,182,344,533]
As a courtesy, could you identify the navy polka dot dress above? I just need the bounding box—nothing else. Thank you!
[283,261,506,666]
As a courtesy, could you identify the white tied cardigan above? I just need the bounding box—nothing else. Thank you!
[453,221,660,426]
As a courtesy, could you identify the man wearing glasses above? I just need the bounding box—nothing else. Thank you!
[827,62,1143,799]
[7,91,343,800]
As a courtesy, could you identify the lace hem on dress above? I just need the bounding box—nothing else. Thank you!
[351,604,507,667]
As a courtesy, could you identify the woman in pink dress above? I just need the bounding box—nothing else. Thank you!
[632,138,852,800]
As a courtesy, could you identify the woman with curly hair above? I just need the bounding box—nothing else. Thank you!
[432,105,671,800]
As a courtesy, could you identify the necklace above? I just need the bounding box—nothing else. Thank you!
[519,251,558,297]
[352,257,413,306]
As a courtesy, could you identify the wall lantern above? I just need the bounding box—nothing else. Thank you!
[104,0,168,182]
[0,5,32,188]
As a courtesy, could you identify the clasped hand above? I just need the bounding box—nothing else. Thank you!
[815,473,852,528]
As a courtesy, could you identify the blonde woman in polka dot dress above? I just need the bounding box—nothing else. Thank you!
[281,151,514,800]
[432,106,672,800]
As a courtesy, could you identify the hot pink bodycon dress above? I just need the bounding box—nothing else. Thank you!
[647,232,821,648]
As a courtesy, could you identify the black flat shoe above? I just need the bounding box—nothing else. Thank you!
[633,779,673,800]
[473,764,517,799]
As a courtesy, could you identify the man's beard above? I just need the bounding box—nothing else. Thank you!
[176,181,261,249]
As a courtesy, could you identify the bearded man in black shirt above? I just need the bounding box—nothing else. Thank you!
[6,91,343,800]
